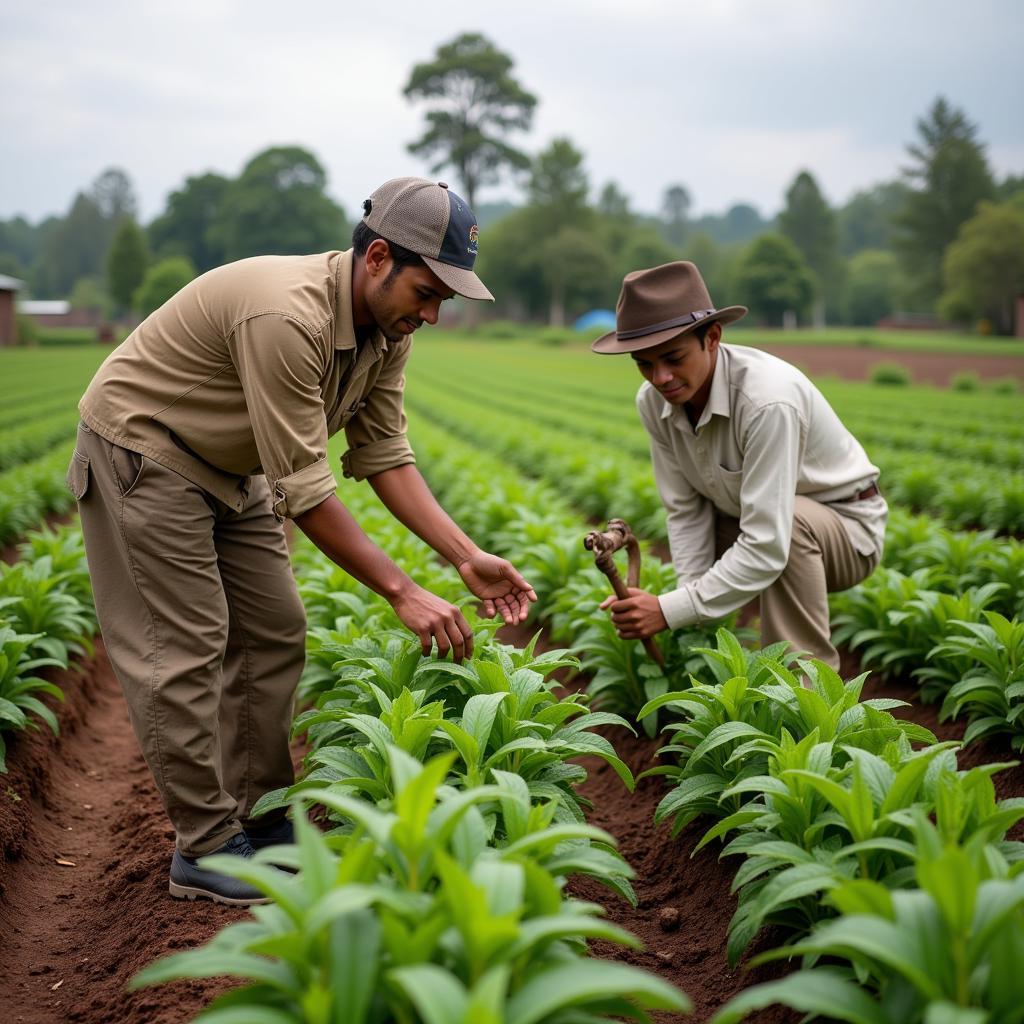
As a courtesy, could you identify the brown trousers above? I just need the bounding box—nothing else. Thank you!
[67,423,306,856]
[715,496,880,670]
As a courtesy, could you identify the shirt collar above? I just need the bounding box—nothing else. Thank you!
[332,248,386,355]
[659,344,732,427]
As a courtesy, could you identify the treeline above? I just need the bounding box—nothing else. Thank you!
[2,33,1022,333]
[0,147,348,320]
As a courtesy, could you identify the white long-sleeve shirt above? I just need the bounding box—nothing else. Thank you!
[638,344,887,629]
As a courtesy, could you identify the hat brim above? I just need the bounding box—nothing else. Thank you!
[591,305,748,354]
[422,256,494,302]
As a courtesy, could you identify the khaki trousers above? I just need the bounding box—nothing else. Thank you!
[67,423,306,856]
[715,496,879,670]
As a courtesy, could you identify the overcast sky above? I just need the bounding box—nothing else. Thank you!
[3,0,1022,225]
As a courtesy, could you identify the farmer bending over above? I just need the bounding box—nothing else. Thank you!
[593,261,886,670]
[67,178,535,906]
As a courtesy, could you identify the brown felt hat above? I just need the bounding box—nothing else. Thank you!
[592,261,747,354]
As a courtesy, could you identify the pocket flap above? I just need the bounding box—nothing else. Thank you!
[66,451,90,500]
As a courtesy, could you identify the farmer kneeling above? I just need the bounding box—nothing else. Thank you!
[593,261,886,670]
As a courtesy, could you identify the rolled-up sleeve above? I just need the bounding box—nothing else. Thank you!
[341,337,416,481]
[658,403,804,629]
[228,314,337,519]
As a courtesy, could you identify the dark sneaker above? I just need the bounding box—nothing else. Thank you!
[245,816,294,851]
[169,832,271,906]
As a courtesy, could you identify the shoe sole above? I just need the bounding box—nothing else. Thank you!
[168,880,272,907]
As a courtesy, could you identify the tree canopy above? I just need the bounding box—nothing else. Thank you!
[134,256,196,317]
[404,32,536,209]
[661,184,692,247]
[778,171,838,292]
[734,234,815,326]
[895,97,995,309]
[939,197,1024,334]
[107,218,149,314]
[209,147,349,261]
[148,172,230,273]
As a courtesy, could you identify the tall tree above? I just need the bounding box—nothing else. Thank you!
[0,216,42,274]
[895,97,995,309]
[734,234,815,327]
[210,146,348,261]
[89,168,137,223]
[661,184,692,247]
[404,32,536,209]
[107,218,149,315]
[837,181,909,256]
[148,172,230,273]
[34,192,107,296]
[528,138,590,232]
[719,203,766,244]
[844,250,901,325]
[540,227,612,326]
[778,170,840,323]
[596,181,635,257]
[939,197,1024,335]
[617,228,677,283]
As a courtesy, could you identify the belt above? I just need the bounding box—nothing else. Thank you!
[852,483,880,501]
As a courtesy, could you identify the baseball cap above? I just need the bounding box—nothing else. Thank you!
[361,176,494,301]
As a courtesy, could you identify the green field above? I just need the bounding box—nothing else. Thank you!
[433,322,1024,357]
[3,336,1024,1023]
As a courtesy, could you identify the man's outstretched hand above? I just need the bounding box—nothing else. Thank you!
[457,551,537,625]
[600,587,668,639]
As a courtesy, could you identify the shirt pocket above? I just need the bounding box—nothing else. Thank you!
[715,466,744,510]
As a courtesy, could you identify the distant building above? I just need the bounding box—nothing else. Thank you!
[18,298,102,329]
[0,274,24,346]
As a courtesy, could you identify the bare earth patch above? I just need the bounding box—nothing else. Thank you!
[757,343,1024,386]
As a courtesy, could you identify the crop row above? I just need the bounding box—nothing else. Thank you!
[409,401,1024,757]
[134,465,691,1022]
[0,525,97,771]
[135,409,1019,1023]
[405,408,1024,757]
[830,569,1024,749]
[641,630,1024,1023]
[407,377,1024,537]
[0,409,81,473]
[0,442,78,544]
[140,410,1024,1024]
[415,360,1024,470]
[412,341,1024,440]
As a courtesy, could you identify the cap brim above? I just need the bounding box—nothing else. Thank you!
[422,256,494,302]
[591,306,748,354]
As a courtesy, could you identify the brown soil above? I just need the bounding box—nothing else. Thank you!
[758,344,1024,386]
[1,629,1021,1024]
[0,641,300,1024]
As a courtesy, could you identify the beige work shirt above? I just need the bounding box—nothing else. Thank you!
[79,249,415,519]
[637,344,887,629]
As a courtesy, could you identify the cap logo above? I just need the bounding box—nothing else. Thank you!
[468,224,479,255]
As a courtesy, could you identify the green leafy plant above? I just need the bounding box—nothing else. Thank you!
[934,613,1024,748]
[711,812,1024,1024]
[133,749,690,1023]
[0,624,65,772]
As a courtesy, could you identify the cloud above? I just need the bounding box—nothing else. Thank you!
[1,0,1022,222]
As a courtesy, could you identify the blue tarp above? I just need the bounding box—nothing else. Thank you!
[573,309,616,332]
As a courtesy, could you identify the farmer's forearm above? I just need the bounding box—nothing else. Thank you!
[368,464,479,567]
[293,494,411,601]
